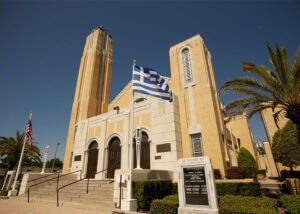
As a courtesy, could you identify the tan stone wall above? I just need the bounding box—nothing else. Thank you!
[169,35,226,176]
[63,27,113,173]
[226,115,257,158]
[260,108,288,143]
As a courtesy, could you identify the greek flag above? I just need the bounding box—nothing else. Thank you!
[132,65,173,102]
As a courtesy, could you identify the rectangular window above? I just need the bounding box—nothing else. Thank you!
[191,133,203,157]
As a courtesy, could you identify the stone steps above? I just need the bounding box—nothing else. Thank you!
[259,180,286,199]
[22,176,115,212]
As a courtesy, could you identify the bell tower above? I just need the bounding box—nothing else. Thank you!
[169,35,227,176]
[63,26,113,172]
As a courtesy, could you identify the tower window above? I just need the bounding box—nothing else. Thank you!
[191,133,203,157]
[182,48,193,84]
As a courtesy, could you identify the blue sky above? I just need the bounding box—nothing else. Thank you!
[0,1,299,161]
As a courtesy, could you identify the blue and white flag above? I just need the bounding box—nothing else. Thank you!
[132,65,173,102]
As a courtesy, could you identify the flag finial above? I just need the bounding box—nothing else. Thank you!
[133,59,137,66]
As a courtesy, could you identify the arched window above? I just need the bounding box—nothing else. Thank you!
[181,48,193,84]
[133,131,150,169]
[89,141,98,150]
[86,140,98,178]
[107,137,121,178]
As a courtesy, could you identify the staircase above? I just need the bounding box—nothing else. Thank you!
[260,179,287,199]
[19,174,115,213]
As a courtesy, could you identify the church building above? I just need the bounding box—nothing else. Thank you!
[62,26,256,180]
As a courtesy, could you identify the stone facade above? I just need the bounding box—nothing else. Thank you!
[63,28,257,179]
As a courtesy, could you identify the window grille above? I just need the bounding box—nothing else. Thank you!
[191,133,203,157]
[182,48,193,84]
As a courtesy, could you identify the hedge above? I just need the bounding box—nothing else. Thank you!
[216,182,261,196]
[133,179,173,211]
[280,195,300,214]
[0,190,8,196]
[150,194,278,214]
[219,195,278,214]
[150,195,179,214]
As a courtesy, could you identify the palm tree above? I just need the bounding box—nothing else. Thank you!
[0,131,41,170]
[221,44,300,144]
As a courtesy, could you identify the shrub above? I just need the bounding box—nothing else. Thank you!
[0,190,8,196]
[150,195,179,214]
[257,169,267,175]
[280,195,300,214]
[133,180,173,211]
[225,167,245,179]
[172,182,178,195]
[238,147,258,178]
[216,182,261,196]
[214,169,222,179]
[281,170,300,179]
[219,195,278,214]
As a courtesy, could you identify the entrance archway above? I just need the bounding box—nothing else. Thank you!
[107,137,121,178]
[86,141,98,178]
[133,131,150,169]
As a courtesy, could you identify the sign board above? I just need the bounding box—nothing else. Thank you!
[183,167,208,205]
[177,157,218,214]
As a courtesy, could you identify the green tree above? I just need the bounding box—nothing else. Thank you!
[272,120,300,171]
[221,44,300,144]
[46,158,63,169]
[0,131,41,170]
[237,147,258,178]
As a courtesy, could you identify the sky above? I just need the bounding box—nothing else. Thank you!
[0,1,299,161]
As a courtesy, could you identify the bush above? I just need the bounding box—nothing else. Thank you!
[0,190,8,196]
[150,195,179,214]
[281,170,300,179]
[214,169,222,179]
[225,167,245,179]
[219,195,278,214]
[172,182,178,195]
[280,195,300,214]
[216,182,261,196]
[133,180,173,211]
[238,147,258,178]
[257,169,267,175]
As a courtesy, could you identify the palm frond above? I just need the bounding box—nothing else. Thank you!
[291,47,300,96]
[221,77,275,95]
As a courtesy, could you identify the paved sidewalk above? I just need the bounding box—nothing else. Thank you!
[0,197,111,214]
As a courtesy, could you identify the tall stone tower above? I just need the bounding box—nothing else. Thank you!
[63,26,113,173]
[169,35,227,176]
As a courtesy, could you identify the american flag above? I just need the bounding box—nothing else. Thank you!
[26,116,33,146]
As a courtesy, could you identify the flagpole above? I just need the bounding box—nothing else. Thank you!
[11,112,32,192]
[127,60,136,201]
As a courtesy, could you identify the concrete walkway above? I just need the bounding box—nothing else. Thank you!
[0,197,111,214]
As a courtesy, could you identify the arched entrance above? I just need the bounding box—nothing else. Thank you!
[86,141,98,178]
[107,137,121,178]
[134,131,150,169]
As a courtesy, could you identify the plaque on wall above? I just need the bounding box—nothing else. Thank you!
[155,155,161,160]
[74,155,81,161]
[156,143,171,153]
[183,167,209,206]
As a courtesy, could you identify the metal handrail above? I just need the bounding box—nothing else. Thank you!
[27,169,81,203]
[56,169,111,207]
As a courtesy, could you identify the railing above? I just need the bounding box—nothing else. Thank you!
[56,169,112,207]
[27,169,81,203]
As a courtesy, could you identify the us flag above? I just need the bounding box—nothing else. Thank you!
[26,115,33,146]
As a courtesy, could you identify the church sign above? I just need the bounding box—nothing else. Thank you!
[177,157,218,214]
[183,167,208,205]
